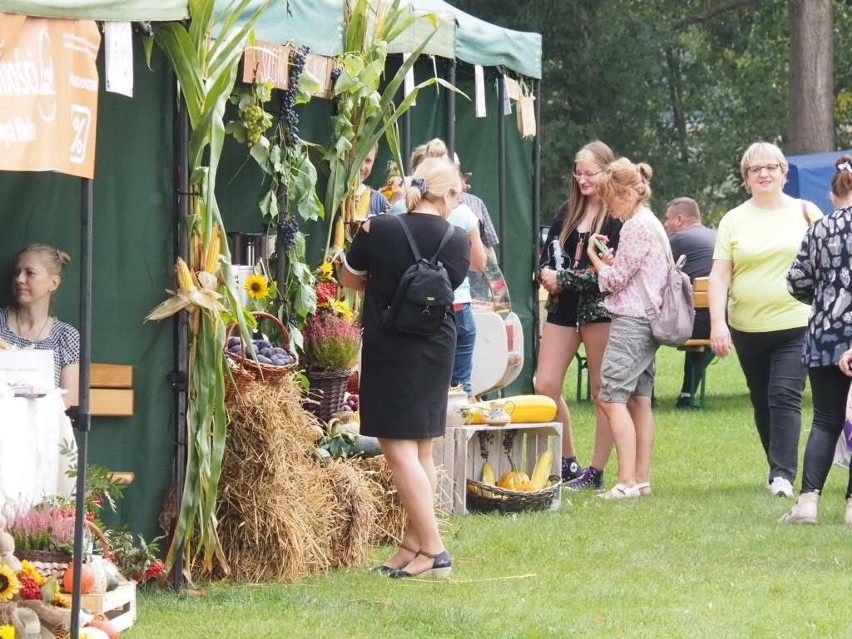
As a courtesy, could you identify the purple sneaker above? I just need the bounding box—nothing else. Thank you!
[564,466,604,491]
[561,457,585,483]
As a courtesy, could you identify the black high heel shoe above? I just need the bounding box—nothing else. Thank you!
[388,549,451,579]
[371,544,418,574]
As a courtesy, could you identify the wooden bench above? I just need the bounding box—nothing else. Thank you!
[91,363,136,485]
[91,363,134,417]
[678,277,714,409]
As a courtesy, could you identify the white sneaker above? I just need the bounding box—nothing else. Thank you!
[845,498,852,526]
[768,477,794,498]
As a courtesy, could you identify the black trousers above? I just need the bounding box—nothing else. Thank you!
[801,365,852,497]
[680,310,714,395]
[730,327,807,483]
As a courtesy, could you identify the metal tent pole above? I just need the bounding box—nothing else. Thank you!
[403,110,412,174]
[531,79,542,366]
[446,60,456,157]
[171,98,190,589]
[69,177,94,639]
[497,72,507,266]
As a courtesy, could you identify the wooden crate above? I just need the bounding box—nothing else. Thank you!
[438,422,563,515]
[432,434,455,515]
[81,580,137,632]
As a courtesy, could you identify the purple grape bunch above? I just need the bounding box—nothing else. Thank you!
[330,66,343,111]
[279,216,299,251]
[280,46,309,147]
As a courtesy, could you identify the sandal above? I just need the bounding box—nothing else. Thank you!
[635,482,652,496]
[598,483,640,500]
[389,549,452,579]
[371,543,418,574]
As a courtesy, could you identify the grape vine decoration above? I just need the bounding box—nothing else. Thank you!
[280,46,308,146]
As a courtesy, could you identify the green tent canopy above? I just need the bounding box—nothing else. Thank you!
[217,0,541,79]
[0,0,188,20]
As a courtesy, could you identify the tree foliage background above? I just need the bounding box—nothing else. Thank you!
[454,0,852,225]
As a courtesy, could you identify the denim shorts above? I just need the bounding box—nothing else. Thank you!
[599,315,659,404]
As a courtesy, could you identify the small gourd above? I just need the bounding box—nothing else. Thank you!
[63,562,96,594]
[497,470,532,492]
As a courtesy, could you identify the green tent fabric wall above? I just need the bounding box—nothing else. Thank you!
[0,44,177,542]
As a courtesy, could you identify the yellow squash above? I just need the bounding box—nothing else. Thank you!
[529,443,554,491]
[481,461,496,485]
[464,395,557,425]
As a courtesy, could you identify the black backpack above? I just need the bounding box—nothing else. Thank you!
[379,215,456,336]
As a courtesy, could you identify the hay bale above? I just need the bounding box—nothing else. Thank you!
[216,376,400,582]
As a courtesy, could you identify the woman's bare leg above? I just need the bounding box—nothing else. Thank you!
[379,438,443,570]
[535,321,582,458]
[596,399,636,486]
[628,395,655,486]
[580,322,614,469]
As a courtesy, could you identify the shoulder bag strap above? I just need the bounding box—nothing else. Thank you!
[630,215,671,320]
[392,214,422,261]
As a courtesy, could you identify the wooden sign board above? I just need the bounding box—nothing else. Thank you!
[304,52,337,99]
[242,41,291,89]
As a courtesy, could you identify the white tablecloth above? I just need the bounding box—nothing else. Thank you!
[0,394,76,511]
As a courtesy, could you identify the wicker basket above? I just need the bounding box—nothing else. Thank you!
[225,311,298,399]
[16,521,113,571]
[305,367,351,424]
[465,476,561,514]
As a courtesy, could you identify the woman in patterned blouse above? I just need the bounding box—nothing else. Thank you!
[782,154,852,524]
[587,158,669,499]
[0,244,80,406]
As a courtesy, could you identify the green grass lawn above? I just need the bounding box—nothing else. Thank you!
[131,348,852,639]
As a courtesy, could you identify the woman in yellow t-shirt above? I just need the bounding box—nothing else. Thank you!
[709,142,821,498]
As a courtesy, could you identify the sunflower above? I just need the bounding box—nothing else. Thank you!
[244,274,270,300]
[0,564,20,602]
[0,625,15,639]
[330,298,354,321]
[318,261,334,280]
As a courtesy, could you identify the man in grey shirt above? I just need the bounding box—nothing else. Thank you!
[664,197,717,408]
[455,153,499,253]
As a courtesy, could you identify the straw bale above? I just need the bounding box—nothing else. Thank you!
[216,376,403,582]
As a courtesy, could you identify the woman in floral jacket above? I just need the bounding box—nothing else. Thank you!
[782,154,852,525]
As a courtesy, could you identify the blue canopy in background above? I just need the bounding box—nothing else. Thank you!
[784,150,852,214]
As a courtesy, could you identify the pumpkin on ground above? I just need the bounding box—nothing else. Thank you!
[87,616,120,639]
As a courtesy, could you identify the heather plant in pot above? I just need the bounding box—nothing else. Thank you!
[302,264,359,373]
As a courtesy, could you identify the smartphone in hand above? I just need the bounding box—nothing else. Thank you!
[593,237,610,255]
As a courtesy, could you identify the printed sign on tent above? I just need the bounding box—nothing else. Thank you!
[0,14,101,179]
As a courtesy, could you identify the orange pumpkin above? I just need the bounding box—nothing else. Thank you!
[497,470,532,492]
[87,617,120,639]
[63,562,96,594]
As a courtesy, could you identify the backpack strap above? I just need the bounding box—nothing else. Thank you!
[393,214,455,265]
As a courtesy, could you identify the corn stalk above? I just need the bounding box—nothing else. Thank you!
[323,0,463,256]
[150,0,268,576]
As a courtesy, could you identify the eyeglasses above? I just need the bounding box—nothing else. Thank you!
[573,170,602,180]
[747,163,782,176]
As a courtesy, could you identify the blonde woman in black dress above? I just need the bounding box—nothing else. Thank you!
[343,157,470,579]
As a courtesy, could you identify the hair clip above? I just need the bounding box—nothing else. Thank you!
[410,177,427,196]
[839,162,852,174]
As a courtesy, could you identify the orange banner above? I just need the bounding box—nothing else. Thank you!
[0,14,101,179]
